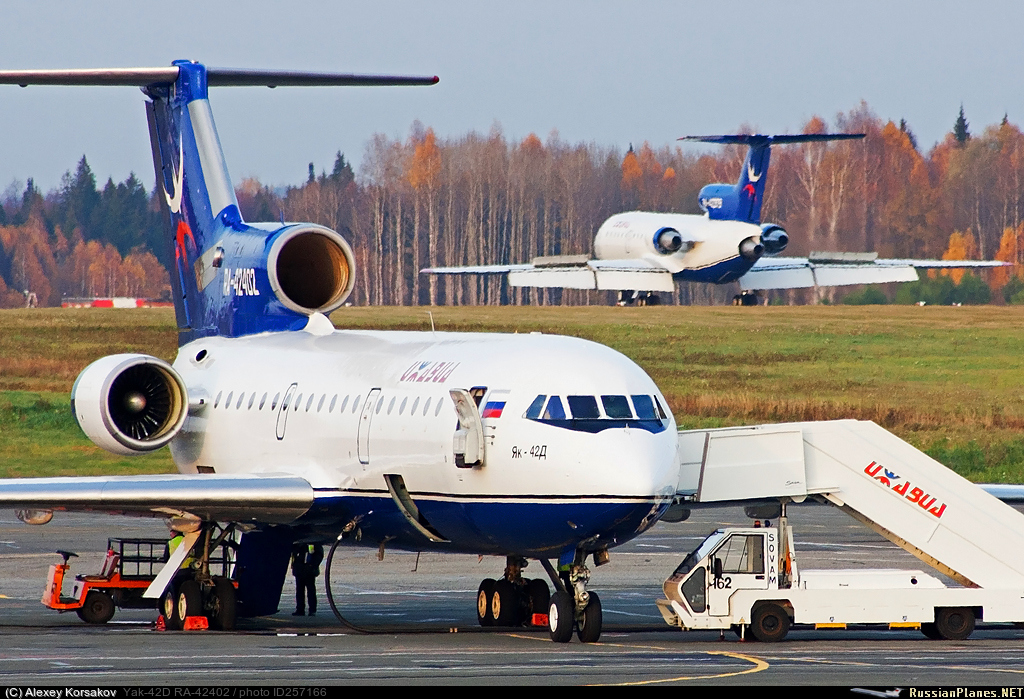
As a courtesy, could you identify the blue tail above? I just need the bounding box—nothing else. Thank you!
[137,62,437,344]
[682,133,864,224]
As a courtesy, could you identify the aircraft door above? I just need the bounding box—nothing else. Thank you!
[707,532,770,616]
[275,383,298,440]
[357,389,381,465]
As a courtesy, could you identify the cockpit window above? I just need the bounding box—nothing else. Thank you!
[525,395,546,420]
[567,395,600,419]
[632,395,656,419]
[602,395,632,419]
[654,396,669,420]
[525,393,666,434]
[543,396,566,420]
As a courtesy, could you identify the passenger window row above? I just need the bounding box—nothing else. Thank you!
[210,389,447,418]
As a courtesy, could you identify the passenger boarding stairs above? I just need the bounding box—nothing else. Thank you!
[675,420,1024,589]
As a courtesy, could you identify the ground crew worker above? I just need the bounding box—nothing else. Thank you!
[292,543,324,616]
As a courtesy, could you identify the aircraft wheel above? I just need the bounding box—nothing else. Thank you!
[526,578,550,622]
[77,591,115,624]
[209,577,237,631]
[476,579,495,627]
[491,579,519,626]
[576,592,602,643]
[162,584,182,630]
[548,591,574,643]
[934,607,975,640]
[750,603,790,643]
[177,579,203,622]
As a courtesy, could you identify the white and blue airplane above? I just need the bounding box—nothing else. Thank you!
[0,62,679,643]
[423,134,1005,305]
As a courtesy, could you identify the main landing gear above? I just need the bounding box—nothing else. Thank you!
[475,553,603,643]
[617,290,661,306]
[161,523,239,631]
[476,556,551,628]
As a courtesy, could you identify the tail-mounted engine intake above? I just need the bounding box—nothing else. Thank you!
[760,224,789,255]
[267,225,356,316]
[71,354,189,456]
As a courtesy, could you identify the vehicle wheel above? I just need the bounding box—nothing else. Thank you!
[576,592,602,643]
[934,607,975,640]
[209,577,237,631]
[477,579,495,627]
[526,578,550,622]
[162,584,182,630]
[921,622,943,640]
[549,590,574,643]
[491,579,520,626]
[77,591,115,624]
[750,603,790,643]
[177,579,203,622]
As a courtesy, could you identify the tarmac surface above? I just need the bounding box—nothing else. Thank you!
[1,504,1023,686]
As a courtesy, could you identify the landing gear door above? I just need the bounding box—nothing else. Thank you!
[358,388,381,465]
[450,388,484,468]
[707,532,771,616]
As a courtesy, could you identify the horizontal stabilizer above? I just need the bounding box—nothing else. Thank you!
[0,67,439,88]
[679,133,865,146]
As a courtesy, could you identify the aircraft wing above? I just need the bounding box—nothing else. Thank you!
[740,255,1008,291]
[979,484,1024,502]
[422,258,676,291]
[0,473,314,524]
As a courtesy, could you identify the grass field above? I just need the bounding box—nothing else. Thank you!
[1,305,1023,482]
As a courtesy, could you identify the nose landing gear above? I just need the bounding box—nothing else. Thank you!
[544,557,603,643]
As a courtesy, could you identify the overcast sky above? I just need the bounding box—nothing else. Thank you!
[1,1,1022,194]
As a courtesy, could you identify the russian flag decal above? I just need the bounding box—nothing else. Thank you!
[481,401,505,419]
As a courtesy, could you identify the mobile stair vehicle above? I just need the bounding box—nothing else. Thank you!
[658,420,1024,641]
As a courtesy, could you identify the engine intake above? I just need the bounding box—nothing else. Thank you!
[267,225,355,315]
[71,354,188,456]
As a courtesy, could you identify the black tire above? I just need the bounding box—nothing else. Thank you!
[477,579,495,627]
[491,579,520,626]
[177,579,203,622]
[577,592,602,643]
[935,607,975,640]
[549,590,574,643]
[921,622,943,640]
[210,577,237,631]
[162,584,182,630]
[77,591,115,624]
[526,578,550,623]
[750,603,791,643]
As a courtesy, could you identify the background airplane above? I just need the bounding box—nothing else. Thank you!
[423,134,1006,305]
[0,62,680,643]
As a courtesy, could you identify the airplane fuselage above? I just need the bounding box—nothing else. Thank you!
[169,326,679,558]
[593,211,763,284]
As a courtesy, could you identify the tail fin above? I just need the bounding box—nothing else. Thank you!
[0,63,437,343]
[681,133,864,224]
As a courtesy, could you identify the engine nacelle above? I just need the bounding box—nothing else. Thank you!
[760,224,789,255]
[739,236,764,261]
[654,227,684,254]
[71,354,189,456]
[265,225,356,316]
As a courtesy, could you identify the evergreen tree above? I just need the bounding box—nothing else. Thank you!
[954,105,970,145]
[308,162,316,184]
[329,151,355,188]
[899,118,918,151]
[57,156,100,237]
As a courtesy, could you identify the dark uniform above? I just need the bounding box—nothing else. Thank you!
[291,543,324,616]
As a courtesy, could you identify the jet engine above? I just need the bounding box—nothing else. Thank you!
[266,225,356,316]
[760,224,789,255]
[654,227,684,254]
[739,236,764,261]
[71,354,189,456]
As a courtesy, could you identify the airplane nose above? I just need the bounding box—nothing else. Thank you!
[580,427,678,499]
